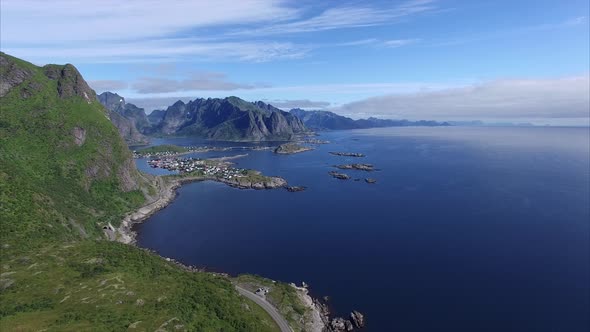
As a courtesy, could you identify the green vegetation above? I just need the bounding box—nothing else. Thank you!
[274,143,313,154]
[0,53,280,331]
[135,144,189,154]
[235,275,311,332]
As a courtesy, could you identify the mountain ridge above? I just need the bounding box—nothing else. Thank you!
[289,108,450,130]
[103,94,309,141]
[0,53,286,331]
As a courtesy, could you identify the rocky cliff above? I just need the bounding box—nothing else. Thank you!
[98,91,150,144]
[0,52,149,244]
[153,96,308,141]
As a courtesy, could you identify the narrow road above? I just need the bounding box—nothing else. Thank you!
[235,285,292,332]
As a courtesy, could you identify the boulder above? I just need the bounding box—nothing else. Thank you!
[350,310,365,328]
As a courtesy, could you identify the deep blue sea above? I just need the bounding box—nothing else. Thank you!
[135,127,590,332]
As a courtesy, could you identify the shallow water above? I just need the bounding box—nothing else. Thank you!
[135,127,590,331]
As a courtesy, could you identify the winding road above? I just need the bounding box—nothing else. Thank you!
[235,285,292,332]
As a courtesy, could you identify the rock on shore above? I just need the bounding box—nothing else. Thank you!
[219,173,287,190]
[329,152,365,157]
[334,164,374,171]
[328,171,350,180]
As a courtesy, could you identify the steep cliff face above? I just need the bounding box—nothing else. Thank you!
[147,109,166,125]
[98,91,150,144]
[0,52,147,244]
[0,53,287,332]
[154,97,308,141]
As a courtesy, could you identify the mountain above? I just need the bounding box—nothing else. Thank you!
[147,109,166,125]
[289,108,450,130]
[290,108,358,130]
[0,53,283,331]
[153,96,307,141]
[98,91,150,144]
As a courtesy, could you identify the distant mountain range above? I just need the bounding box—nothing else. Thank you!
[98,92,451,143]
[289,108,450,130]
[98,93,308,142]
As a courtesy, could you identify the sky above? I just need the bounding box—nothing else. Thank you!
[2,0,589,125]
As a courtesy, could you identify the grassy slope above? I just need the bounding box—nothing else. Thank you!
[0,54,279,331]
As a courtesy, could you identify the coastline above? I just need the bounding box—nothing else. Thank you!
[113,172,330,331]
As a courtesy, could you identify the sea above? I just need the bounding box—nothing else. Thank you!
[134,127,590,331]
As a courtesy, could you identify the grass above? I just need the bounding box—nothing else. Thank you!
[234,275,312,332]
[135,144,189,154]
[0,53,281,331]
[1,242,279,331]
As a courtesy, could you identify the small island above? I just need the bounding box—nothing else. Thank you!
[328,171,351,180]
[334,164,374,171]
[365,178,377,184]
[286,186,307,192]
[329,152,365,157]
[274,143,314,154]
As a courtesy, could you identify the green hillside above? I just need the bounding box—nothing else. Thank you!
[0,53,279,331]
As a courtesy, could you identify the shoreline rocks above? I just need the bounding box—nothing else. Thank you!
[334,163,374,171]
[328,171,350,180]
[286,186,306,192]
[329,152,365,157]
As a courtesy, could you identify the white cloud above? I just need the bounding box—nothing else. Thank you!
[126,97,194,113]
[335,76,590,121]
[231,0,437,36]
[382,39,420,48]
[0,0,298,43]
[4,39,309,63]
[132,73,261,93]
[88,80,129,93]
[335,38,419,48]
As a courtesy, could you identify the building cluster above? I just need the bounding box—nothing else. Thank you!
[148,157,247,179]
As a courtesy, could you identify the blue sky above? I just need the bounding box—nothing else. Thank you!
[2,0,589,124]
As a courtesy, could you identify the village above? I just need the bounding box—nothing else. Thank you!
[147,156,248,180]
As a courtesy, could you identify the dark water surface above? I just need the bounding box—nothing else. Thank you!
[135,127,590,331]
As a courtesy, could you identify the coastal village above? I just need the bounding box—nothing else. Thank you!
[146,156,248,180]
[134,144,379,185]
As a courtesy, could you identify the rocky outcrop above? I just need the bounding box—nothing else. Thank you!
[72,127,86,146]
[43,64,95,102]
[274,143,313,154]
[350,311,365,329]
[98,92,150,144]
[108,110,149,145]
[220,174,287,190]
[285,186,306,192]
[329,152,365,157]
[147,109,166,125]
[325,311,365,332]
[328,171,350,180]
[0,53,34,97]
[334,164,374,171]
